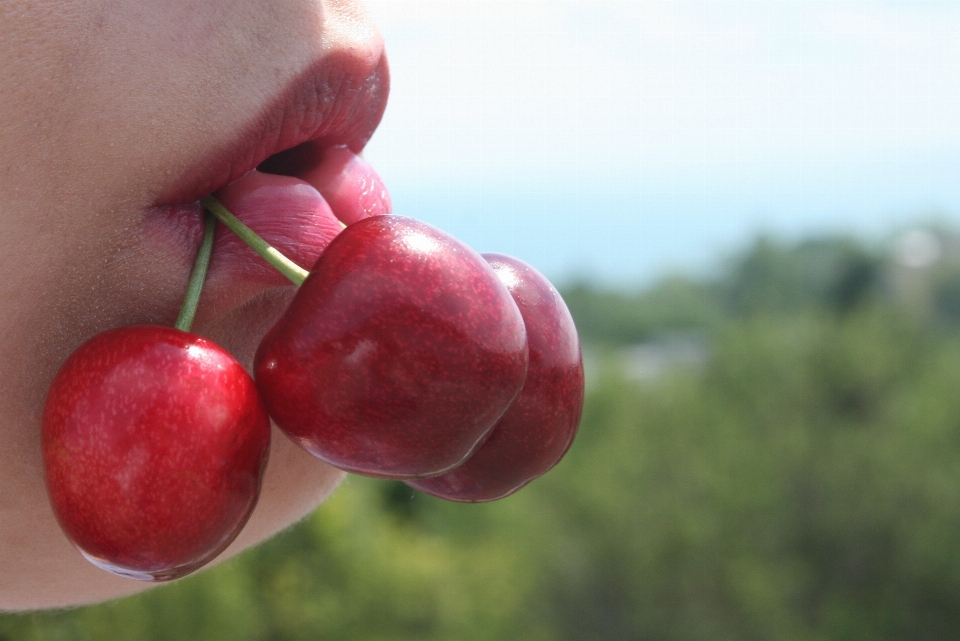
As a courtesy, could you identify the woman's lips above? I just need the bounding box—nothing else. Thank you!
[141,48,391,330]
[212,171,340,290]
[212,148,392,290]
[157,50,390,208]
[147,148,391,328]
[260,143,392,225]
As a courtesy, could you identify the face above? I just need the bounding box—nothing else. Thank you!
[0,0,388,610]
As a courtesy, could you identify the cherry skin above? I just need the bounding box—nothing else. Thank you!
[42,325,270,581]
[407,254,584,502]
[254,215,529,479]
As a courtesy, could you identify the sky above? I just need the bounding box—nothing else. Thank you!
[361,1,960,285]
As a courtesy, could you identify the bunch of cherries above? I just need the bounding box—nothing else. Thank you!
[42,196,584,582]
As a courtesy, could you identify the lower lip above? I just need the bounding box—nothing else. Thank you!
[142,146,392,322]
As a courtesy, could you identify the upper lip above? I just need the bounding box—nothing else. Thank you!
[158,46,390,207]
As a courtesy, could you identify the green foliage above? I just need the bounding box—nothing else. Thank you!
[10,231,960,639]
[723,236,882,316]
[561,275,722,346]
[561,234,884,349]
[517,306,960,640]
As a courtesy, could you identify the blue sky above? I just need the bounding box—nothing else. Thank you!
[362,1,960,285]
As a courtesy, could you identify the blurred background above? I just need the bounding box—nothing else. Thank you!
[8,1,960,639]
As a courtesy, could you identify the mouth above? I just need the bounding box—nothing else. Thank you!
[144,47,392,325]
[159,47,390,208]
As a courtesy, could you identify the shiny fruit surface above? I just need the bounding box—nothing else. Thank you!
[255,216,528,479]
[408,254,584,502]
[42,325,270,581]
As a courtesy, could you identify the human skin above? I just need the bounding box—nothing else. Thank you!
[0,0,387,610]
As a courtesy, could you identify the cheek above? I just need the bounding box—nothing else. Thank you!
[0,228,175,440]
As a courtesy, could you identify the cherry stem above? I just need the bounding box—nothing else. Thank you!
[201,196,309,287]
[174,212,216,332]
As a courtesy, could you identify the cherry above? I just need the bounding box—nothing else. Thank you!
[407,254,584,502]
[253,215,529,479]
[43,327,270,581]
[41,214,270,581]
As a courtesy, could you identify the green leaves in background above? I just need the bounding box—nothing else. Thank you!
[9,229,960,640]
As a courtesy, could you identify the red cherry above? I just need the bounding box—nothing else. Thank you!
[42,325,270,581]
[407,254,584,502]
[254,215,529,479]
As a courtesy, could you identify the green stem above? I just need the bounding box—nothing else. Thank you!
[174,212,216,332]
[201,196,308,286]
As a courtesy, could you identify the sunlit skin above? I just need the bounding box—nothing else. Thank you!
[0,0,387,610]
